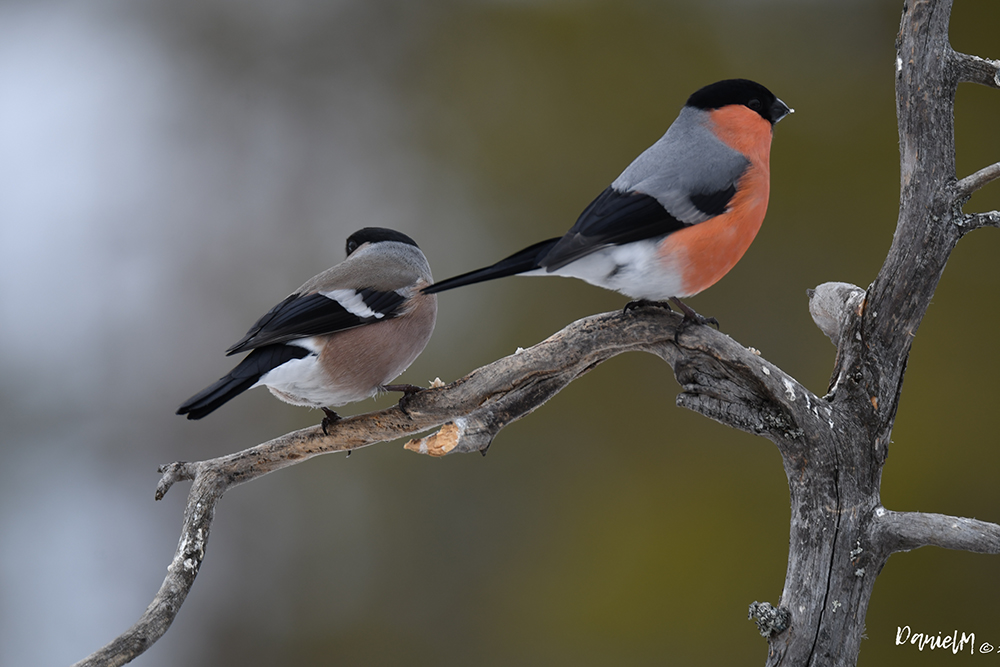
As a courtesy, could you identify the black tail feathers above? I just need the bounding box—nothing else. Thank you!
[176,344,310,420]
[176,374,259,420]
[422,237,560,295]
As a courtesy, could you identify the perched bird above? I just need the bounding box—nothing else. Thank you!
[423,79,792,323]
[177,227,437,429]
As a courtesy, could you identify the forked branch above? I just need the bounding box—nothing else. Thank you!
[76,305,809,667]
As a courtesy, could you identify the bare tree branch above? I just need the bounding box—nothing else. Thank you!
[962,210,1000,230]
[759,1,1000,664]
[872,509,1000,554]
[949,50,1000,88]
[72,472,223,667]
[74,299,849,666]
[956,161,1000,198]
[80,306,808,666]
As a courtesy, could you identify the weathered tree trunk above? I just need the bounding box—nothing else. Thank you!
[73,1,1000,665]
[756,1,1000,663]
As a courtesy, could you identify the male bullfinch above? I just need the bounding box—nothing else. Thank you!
[423,79,792,323]
[177,227,437,429]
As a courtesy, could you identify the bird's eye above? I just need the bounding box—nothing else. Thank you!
[748,98,762,111]
[346,240,359,255]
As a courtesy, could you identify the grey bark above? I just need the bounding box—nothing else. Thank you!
[73,1,1000,665]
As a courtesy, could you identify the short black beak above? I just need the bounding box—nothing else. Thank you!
[772,97,793,124]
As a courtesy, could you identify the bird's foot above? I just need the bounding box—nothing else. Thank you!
[669,297,719,342]
[623,299,673,313]
[384,384,424,414]
[321,407,341,435]
[382,383,425,396]
[670,297,720,329]
[623,297,719,330]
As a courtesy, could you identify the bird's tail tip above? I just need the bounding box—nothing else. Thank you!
[422,237,561,295]
[176,375,258,420]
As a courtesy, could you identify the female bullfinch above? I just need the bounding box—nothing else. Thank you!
[423,79,792,323]
[177,227,437,429]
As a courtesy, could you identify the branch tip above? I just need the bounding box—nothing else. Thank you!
[956,161,1000,198]
[958,210,1000,231]
[155,461,195,501]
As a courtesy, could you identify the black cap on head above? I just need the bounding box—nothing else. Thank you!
[346,227,419,256]
[686,79,791,125]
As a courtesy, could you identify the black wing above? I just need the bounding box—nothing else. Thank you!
[540,187,691,271]
[226,287,406,355]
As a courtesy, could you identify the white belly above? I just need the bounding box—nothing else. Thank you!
[532,240,685,301]
[253,353,377,408]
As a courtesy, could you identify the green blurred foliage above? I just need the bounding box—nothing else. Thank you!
[12,1,999,665]
[187,1,999,665]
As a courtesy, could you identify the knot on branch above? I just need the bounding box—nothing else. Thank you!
[807,282,866,347]
[748,601,791,638]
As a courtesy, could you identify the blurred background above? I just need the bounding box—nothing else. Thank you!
[1,0,999,665]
